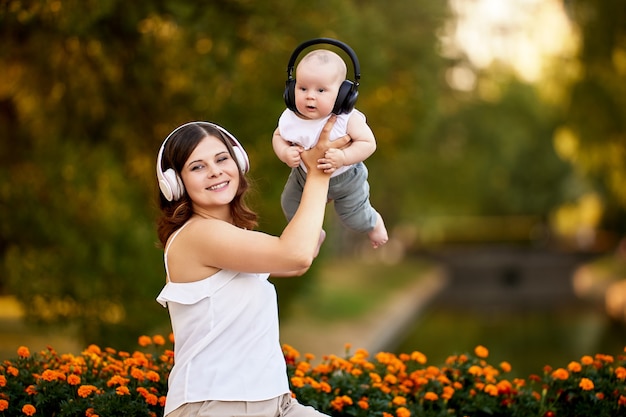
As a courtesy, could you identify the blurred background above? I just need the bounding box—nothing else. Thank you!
[1,0,625,376]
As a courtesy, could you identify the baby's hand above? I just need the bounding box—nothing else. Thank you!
[283,145,304,168]
[318,148,346,174]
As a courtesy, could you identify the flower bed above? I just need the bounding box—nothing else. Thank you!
[1,335,625,416]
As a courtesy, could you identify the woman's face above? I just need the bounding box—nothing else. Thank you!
[180,134,240,217]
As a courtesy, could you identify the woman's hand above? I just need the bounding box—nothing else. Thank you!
[301,115,352,174]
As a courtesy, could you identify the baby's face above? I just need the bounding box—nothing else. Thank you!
[293,60,342,120]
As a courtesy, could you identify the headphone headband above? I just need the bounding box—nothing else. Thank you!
[156,121,250,201]
[286,37,360,87]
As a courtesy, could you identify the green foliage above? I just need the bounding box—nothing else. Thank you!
[0,0,624,346]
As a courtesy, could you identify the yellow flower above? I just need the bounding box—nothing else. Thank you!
[17,346,30,358]
[22,404,36,416]
[579,377,594,391]
[474,345,489,358]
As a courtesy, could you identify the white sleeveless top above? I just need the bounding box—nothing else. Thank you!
[278,108,366,177]
[156,224,289,415]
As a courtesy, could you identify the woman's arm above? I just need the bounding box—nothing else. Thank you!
[170,116,350,279]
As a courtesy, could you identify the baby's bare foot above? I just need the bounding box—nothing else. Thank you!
[368,212,388,249]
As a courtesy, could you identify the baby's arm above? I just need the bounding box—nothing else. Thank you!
[319,112,376,173]
[272,127,304,168]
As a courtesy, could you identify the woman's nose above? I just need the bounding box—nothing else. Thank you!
[207,163,222,177]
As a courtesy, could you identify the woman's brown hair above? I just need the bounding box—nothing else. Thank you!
[156,123,257,247]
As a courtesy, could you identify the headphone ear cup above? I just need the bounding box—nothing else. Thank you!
[333,80,357,114]
[161,168,184,201]
[232,146,249,173]
[284,79,297,112]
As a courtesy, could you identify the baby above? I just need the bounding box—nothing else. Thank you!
[273,47,388,249]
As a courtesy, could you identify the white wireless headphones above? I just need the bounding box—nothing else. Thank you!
[156,121,250,201]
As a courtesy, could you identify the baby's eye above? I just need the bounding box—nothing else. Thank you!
[318,88,325,93]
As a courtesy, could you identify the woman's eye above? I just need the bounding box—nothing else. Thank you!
[191,164,204,171]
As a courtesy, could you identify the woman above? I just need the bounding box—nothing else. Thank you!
[155,116,348,417]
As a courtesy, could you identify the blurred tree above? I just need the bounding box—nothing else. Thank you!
[556,0,626,234]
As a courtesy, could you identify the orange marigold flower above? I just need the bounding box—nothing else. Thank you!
[0,375,5,387]
[424,392,439,401]
[168,332,175,343]
[22,404,36,416]
[581,355,594,365]
[85,407,95,417]
[145,394,158,406]
[596,392,605,400]
[468,365,482,376]
[0,399,8,411]
[7,366,18,377]
[107,375,129,387]
[396,406,411,417]
[474,345,489,358]
[551,368,569,380]
[619,395,626,406]
[392,396,407,406]
[319,381,331,393]
[17,346,30,358]
[579,377,594,391]
[131,368,145,381]
[411,351,427,364]
[67,374,81,385]
[116,386,130,396]
[615,366,626,380]
[77,385,98,398]
[138,336,152,347]
[291,376,304,388]
[153,335,166,345]
[84,345,102,355]
[500,361,512,373]
[484,384,498,396]
[358,397,369,410]
[384,374,398,385]
[383,413,394,417]
[441,386,455,400]
[567,361,582,373]
[146,370,160,382]
[25,385,37,395]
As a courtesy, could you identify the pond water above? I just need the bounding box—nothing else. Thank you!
[394,304,626,378]
[393,247,626,378]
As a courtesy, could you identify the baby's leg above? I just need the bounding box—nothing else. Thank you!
[368,211,388,249]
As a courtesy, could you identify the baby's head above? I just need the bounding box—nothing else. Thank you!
[293,50,348,119]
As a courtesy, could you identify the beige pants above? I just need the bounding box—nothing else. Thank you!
[166,393,329,417]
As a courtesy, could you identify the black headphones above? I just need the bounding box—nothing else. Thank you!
[283,38,360,115]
